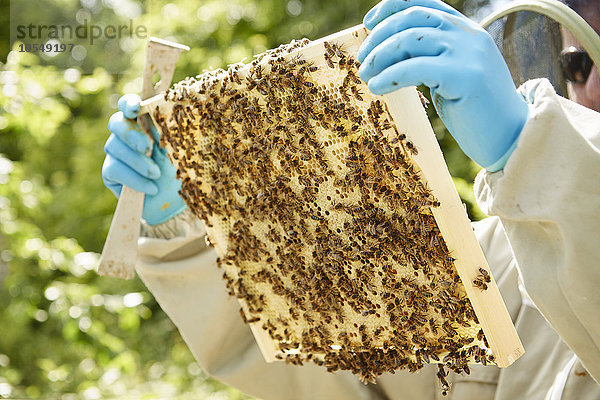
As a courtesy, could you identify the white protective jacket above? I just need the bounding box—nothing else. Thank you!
[135,79,600,400]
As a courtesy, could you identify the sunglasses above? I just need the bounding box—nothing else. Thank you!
[559,46,594,84]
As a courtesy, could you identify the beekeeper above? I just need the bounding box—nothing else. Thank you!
[101,0,600,398]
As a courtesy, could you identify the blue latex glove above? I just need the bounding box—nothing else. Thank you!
[102,94,187,226]
[357,0,530,171]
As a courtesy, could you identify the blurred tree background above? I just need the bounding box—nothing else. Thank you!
[0,0,485,398]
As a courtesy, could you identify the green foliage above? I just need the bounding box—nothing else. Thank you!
[0,0,484,398]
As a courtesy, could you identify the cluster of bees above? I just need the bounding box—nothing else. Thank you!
[153,37,494,393]
[473,268,491,291]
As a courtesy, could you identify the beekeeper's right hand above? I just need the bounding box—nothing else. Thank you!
[357,0,530,172]
[102,94,187,226]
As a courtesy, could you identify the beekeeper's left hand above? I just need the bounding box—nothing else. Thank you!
[102,94,187,226]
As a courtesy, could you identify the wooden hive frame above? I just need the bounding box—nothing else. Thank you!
[140,24,524,385]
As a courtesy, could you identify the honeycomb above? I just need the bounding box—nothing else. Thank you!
[150,36,495,391]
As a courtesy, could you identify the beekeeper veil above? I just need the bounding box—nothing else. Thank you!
[478,0,600,98]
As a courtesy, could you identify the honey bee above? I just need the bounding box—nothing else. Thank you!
[478,267,491,282]
[324,53,335,68]
[429,318,440,335]
[350,86,364,101]
[405,141,418,155]
[473,278,488,291]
